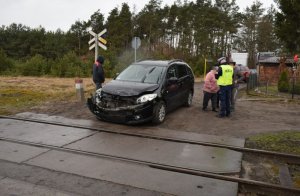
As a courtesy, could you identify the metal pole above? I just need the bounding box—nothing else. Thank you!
[292,69,295,99]
[134,37,137,62]
[95,35,98,62]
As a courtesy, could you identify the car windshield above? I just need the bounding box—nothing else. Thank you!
[116,64,164,84]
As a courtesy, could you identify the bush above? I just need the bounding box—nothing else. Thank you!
[278,71,289,92]
[0,49,14,74]
[21,54,47,76]
[51,51,82,77]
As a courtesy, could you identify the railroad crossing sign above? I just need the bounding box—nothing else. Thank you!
[88,29,107,61]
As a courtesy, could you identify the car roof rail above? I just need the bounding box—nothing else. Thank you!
[169,59,184,64]
[136,58,147,62]
[136,58,160,63]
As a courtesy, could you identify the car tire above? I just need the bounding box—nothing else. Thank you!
[184,90,193,107]
[152,101,166,124]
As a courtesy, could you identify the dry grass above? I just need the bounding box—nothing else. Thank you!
[0,76,203,115]
[0,76,96,115]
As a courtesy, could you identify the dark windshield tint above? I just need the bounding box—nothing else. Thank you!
[116,64,164,84]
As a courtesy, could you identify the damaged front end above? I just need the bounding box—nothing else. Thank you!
[87,89,102,118]
[87,88,155,124]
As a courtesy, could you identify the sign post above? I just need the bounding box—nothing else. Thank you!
[75,78,84,102]
[89,29,107,61]
[203,58,207,80]
[131,37,141,62]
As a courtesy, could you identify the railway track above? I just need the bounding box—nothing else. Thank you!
[1,115,300,195]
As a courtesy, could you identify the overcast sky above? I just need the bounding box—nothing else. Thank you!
[0,0,275,32]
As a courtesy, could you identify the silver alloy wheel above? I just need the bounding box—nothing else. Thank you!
[158,104,166,122]
[187,91,193,106]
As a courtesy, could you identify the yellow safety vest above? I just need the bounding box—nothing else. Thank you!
[217,65,233,86]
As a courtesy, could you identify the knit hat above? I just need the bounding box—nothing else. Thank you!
[97,56,105,64]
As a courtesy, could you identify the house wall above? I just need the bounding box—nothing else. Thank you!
[258,62,294,84]
[259,64,280,84]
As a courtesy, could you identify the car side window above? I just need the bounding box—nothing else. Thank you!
[177,64,188,78]
[167,66,177,79]
[186,66,192,77]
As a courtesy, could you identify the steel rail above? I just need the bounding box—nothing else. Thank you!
[1,115,300,161]
[0,136,299,194]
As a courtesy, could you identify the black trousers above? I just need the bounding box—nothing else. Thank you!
[203,91,217,110]
[219,86,231,116]
[95,82,102,90]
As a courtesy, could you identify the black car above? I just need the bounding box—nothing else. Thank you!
[87,59,194,124]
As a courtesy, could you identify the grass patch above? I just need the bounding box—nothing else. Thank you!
[257,85,279,94]
[246,131,300,188]
[0,88,49,115]
[246,131,300,155]
[0,76,95,115]
[247,84,300,100]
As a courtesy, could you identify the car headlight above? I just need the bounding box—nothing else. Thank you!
[95,88,102,95]
[137,94,157,104]
[95,88,102,103]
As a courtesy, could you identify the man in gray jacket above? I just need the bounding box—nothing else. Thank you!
[230,61,244,111]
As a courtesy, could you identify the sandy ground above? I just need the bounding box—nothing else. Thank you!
[28,82,300,139]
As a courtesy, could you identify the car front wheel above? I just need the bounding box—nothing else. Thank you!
[152,101,166,124]
[184,90,193,107]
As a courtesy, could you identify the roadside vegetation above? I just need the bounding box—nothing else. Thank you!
[243,82,300,104]
[246,131,300,155]
[0,76,94,115]
[245,131,300,188]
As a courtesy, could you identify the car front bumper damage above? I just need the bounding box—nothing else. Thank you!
[87,96,154,124]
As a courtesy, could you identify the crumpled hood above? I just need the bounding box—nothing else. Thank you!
[102,80,159,96]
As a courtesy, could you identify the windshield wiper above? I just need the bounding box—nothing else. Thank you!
[141,67,156,82]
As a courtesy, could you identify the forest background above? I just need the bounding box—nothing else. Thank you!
[0,0,299,78]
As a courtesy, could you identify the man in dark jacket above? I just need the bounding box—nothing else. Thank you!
[93,56,105,90]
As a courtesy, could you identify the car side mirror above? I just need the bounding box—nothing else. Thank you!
[168,77,178,84]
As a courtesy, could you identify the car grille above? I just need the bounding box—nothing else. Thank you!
[98,93,138,108]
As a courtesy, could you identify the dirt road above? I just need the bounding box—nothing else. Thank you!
[28,82,300,138]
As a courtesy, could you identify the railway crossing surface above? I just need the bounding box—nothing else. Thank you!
[0,113,246,195]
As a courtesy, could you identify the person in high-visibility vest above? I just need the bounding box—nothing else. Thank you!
[216,57,234,118]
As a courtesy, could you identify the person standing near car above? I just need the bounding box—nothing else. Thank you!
[230,61,244,111]
[216,57,234,118]
[92,56,105,90]
[202,66,219,112]
[214,63,220,109]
